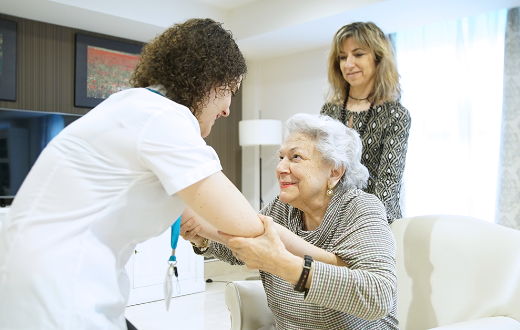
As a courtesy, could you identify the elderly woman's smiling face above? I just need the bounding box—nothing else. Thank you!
[276,132,336,212]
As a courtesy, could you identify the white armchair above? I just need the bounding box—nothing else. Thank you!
[225,280,275,330]
[225,215,520,330]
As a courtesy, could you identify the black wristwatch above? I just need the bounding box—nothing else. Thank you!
[294,255,313,292]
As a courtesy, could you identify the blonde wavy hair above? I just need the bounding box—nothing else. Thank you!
[326,22,401,106]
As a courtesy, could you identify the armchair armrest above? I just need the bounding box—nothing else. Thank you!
[428,316,520,330]
[225,280,275,330]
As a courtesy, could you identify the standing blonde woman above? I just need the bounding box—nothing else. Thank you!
[321,21,411,223]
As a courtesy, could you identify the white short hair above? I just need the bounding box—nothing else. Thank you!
[284,113,369,190]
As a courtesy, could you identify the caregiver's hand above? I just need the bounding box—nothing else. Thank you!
[219,214,292,274]
[180,216,206,247]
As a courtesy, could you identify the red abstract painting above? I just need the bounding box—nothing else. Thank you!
[86,46,140,99]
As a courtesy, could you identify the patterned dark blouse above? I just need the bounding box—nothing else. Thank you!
[194,189,398,330]
[321,101,411,223]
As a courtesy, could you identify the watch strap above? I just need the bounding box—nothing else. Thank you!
[294,255,313,292]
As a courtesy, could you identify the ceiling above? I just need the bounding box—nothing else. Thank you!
[1,0,520,60]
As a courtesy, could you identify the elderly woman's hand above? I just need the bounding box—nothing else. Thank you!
[219,214,289,273]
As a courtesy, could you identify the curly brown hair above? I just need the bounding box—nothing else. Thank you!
[326,22,401,106]
[130,18,247,118]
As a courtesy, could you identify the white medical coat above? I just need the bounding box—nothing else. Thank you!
[0,88,222,329]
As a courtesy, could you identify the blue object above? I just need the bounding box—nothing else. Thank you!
[169,216,181,263]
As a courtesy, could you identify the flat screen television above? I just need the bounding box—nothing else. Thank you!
[0,108,82,202]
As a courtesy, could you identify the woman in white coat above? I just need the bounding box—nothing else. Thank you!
[0,18,262,330]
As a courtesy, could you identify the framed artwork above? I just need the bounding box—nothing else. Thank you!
[0,19,17,101]
[74,34,142,108]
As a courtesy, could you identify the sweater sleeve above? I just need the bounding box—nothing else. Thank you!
[371,103,411,222]
[192,242,245,266]
[304,195,397,321]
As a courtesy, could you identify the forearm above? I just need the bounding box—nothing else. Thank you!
[274,223,346,267]
[181,207,224,244]
[267,230,396,319]
[182,203,349,263]
[187,217,347,267]
[271,256,395,319]
[266,251,318,293]
[178,171,264,237]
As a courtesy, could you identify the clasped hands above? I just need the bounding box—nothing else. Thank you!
[180,213,288,274]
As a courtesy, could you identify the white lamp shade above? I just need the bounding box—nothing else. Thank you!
[239,119,283,146]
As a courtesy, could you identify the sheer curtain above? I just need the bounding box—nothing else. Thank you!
[395,9,507,222]
[496,7,520,230]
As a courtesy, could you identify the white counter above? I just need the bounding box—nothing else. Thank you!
[0,207,9,232]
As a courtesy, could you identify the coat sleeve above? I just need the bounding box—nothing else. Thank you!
[371,103,411,222]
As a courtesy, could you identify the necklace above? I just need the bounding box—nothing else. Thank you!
[348,94,370,102]
[341,91,372,137]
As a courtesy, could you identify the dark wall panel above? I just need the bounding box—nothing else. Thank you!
[0,13,142,115]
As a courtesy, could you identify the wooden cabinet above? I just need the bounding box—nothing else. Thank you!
[125,227,205,306]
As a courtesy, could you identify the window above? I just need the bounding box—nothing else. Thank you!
[396,9,507,222]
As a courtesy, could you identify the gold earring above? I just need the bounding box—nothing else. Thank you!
[326,185,334,196]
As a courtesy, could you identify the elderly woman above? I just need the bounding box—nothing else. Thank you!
[321,21,411,224]
[182,113,398,329]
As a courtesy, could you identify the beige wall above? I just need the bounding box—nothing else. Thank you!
[241,46,330,210]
